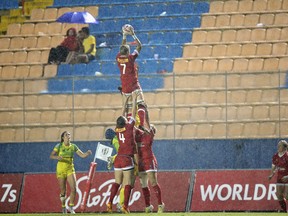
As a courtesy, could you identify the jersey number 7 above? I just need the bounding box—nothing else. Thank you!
[120,63,126,74]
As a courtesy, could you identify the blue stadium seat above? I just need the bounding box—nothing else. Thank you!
[47,78,73,93]
[139,76,164,90]
[86,61,101,75]
[0,0,18,10]
[96,47,113,60]
[194,1,210,13]
[101,61,119,75]
[57,64,73,76]
[73,64,88,76]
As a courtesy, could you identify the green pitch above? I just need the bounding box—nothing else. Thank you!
[1,213,287,216]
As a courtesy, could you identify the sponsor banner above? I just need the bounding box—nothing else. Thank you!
[0,173,24,213]
[20,171,191,213]
[191,170,278,211]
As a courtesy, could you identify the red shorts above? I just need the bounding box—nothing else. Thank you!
[138,156,158,173]
[114,154,134,171]
[277,172,288,184]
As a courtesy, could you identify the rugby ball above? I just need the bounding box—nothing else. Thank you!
[122,24,134,35]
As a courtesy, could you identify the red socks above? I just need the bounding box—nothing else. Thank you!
[142,187,151,207]
[124,185,132,207]
[152,184,163,205]
[109,183,120,203]
[279,200,287,212]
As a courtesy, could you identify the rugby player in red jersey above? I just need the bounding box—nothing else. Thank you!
[116,24,149,132]
[136,124,164,213]
[107,91,139,214]
[269,140,288,212]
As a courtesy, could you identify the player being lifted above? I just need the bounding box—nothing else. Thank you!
[116,24,150,132]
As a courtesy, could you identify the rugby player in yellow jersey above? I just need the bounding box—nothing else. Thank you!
[50,131,92,214]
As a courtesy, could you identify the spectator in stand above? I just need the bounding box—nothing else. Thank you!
[65,30,85,64]
[76,27,96,63]
[48,28,80,64]
[269,140,288,212]
[50,131,92,214]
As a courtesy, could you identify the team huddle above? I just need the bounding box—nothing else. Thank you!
[50,24,164,214]
[104,24,164,214]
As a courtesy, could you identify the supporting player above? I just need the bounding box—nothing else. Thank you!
[106,91,139,214]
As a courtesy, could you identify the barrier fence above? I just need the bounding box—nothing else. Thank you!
[0,169,280,213]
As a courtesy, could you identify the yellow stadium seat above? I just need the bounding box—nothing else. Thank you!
[15,65,30,78]
[7,23,21,35]
[206,30,221,42]
[10,37,24,49]
[29,65,43,78]
[244,14,259,26]
[201,16,216,28]
[0,52,14,64]
[256,43,272,55]
[48,23,63,35]
[21,23,35,35]
[223,0,238,12]
[1,66,16,79]
[215,15,230,27]
[27,50,42,63]
[241,43,257,55]
[23,36,37,48]
[34,22,49,35]
[0,38,11,49]
[37,36,51,48]
[30,8,44,20]
[252,0,267,11]
[209,1,224,13]
[222,29,236,42]
[13,51,28,63]
[85,6,99,17]
[230,14,244,26]
[43,8,58,20]
[238,0,253,12]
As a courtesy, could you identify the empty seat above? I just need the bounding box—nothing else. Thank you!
[10,37,24,49]
[263,58,279,71]
[21,23,35,35]
[238,0,253,12]
[23,37,37,48]
[230,14,245,26]
[13,51,27,63]
[233,58,248,71]
[37,36,51,48]
[48,22,63,35]
[209,1,224,12]
[0,38,10,49]
[252,0,267,11]
[274,13,288,25]
[201,15,216,27]
[215,15,230,27]
[259,13,274,25]
[226,44,241,56]
[223,0,238,12]
[241,43,257,55]
[267,0,282,11]
[244,14,259,26]
[27,51,42,63]
[236,29,251,41]
[256,43,272,55]
[29,65,43,78]
[1,66,16,78]
[222,30,236,42]
[57,7,72,18]
[43,8,58,20]
[266,28,281,40]
[15,65,30,78]
[7,23,21,35]
[30,8,44,20]
[248,58,264,71]
[34,23,49,35]
[251,29,266,41]
[218,58,233,71]
[206,30,221,42]
[0,52,14,64]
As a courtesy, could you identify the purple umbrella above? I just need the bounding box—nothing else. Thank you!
[56,11,98,24]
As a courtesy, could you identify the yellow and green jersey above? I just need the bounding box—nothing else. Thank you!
[53,142,79,164]
[112,136,119,152]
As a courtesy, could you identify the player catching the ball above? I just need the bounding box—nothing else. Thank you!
[116,24,150,132]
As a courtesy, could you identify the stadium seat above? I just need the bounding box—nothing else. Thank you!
[0,38,11,50]
[30,8,45,20]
